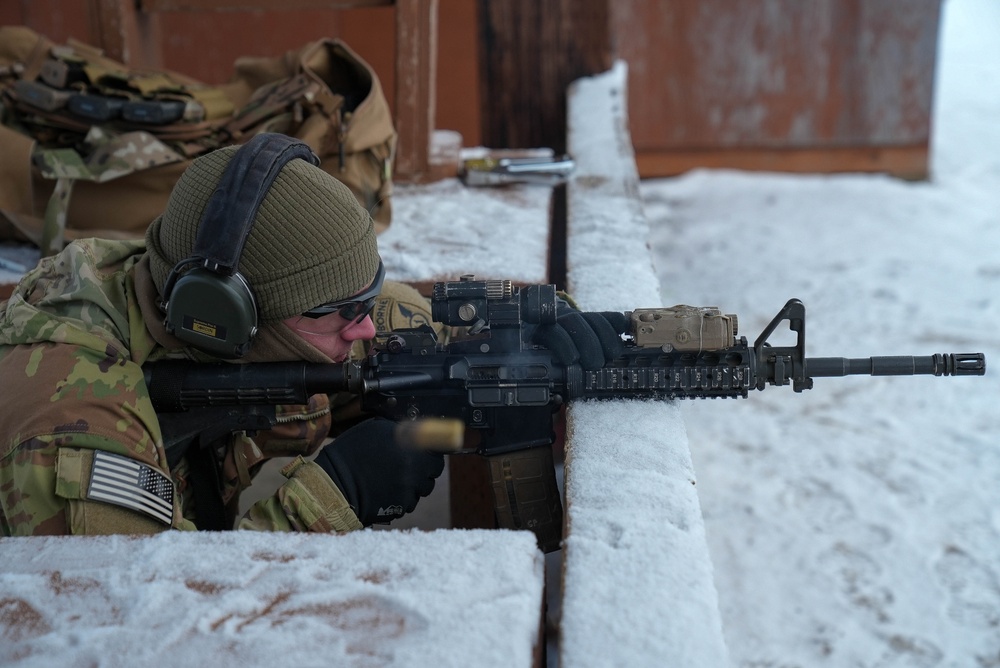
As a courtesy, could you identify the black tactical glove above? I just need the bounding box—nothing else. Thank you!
[314,418,445,526]
[531,302,629,371]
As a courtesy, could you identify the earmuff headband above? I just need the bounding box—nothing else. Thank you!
[195,135,320,275]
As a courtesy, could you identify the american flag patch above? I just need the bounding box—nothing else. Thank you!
[87,451,174,525]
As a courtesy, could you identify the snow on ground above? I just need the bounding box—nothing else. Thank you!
[0,530,544,668]
[379,177,552,284]
[640,0,1000,665]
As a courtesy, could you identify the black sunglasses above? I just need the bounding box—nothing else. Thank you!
[300,261,386,322]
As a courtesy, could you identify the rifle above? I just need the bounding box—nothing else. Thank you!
[144,277,986,551]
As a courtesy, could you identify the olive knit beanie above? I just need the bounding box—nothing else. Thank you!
[146,144,380,322]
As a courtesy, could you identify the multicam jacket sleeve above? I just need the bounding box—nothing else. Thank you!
[0,239,361,536]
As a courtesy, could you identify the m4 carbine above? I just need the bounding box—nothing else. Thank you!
[145,277,986,551]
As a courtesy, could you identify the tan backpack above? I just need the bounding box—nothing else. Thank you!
[0,26,396,255]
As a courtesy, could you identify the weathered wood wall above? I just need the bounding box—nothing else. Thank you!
[476,0,613,153]
[611,0,942,179]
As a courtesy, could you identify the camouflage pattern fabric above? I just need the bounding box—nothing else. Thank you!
[0,237,360,536]
[34,127,185,256]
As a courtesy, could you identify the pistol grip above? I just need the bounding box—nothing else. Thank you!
[486,447,564,553]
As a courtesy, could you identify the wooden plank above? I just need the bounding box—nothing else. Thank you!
[87,0,162,68]
[393,0,437,181]
[637,143,931,181]
[140,0,390,10]
[434,0,482,148]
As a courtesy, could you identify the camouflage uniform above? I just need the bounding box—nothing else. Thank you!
[0,237,434,536]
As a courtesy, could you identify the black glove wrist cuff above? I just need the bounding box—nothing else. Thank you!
[313,447,361,514]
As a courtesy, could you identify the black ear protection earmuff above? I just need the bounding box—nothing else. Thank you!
[159,134,320,358]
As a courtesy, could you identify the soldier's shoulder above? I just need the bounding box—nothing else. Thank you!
[0,341,159,463]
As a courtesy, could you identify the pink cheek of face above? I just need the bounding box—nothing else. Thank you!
[283,314,376,361]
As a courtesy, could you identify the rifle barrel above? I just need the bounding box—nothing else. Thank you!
[806,353,985,378]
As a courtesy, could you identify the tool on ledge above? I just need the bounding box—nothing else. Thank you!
[460,155,575,186]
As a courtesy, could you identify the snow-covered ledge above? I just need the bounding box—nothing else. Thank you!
[0,530,544,666]
[560,61,730,666]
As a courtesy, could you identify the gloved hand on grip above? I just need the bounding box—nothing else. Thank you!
[314,418,445,526]
[531,301,629,370]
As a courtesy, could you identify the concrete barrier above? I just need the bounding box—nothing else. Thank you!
[560,61,731,667]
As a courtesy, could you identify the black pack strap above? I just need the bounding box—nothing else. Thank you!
[194,133,319,275]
